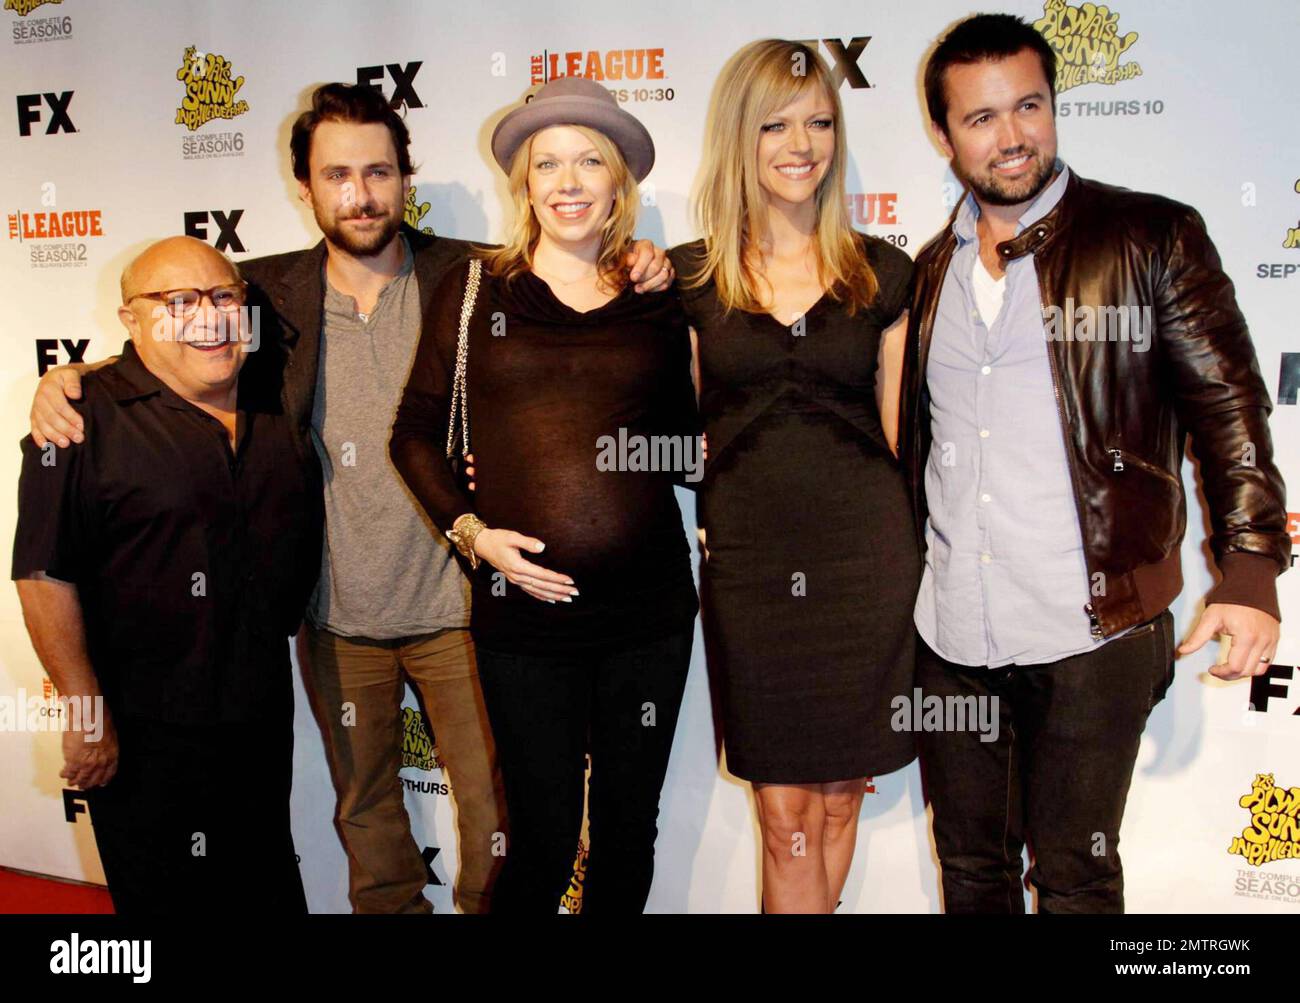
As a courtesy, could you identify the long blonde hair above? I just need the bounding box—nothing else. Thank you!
[485,124,640,293]
[688,39,878,314]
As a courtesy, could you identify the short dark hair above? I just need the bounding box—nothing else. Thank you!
[290,82,416,182]
[924,13,1057,136]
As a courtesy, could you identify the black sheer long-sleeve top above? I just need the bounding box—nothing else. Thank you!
[390,258,699,655]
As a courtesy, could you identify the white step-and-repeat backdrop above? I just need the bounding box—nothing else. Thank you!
[2,0,1298,913]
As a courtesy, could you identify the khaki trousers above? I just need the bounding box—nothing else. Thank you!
[300,623,506,913]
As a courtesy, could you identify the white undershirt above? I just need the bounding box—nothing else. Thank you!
[971,256,1007,328]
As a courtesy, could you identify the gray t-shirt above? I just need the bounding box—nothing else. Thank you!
[307,238,470,638]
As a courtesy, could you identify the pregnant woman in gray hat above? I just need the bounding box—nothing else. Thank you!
[390,78,699,914]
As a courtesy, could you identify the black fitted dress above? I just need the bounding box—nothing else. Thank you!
[670,235,920,784]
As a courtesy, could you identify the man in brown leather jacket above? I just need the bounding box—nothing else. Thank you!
[903,13,1288,913]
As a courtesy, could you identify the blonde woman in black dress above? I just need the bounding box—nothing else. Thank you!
[670,39,919,913]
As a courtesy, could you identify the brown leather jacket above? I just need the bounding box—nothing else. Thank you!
[899,170,1289,637]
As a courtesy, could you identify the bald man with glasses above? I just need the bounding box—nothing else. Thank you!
[13,236,322,915]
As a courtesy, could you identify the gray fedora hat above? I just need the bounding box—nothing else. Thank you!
[490,76,655,182]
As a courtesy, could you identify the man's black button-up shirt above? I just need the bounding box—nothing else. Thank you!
[13,339,323,724]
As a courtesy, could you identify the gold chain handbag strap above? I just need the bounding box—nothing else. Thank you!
[446,257,482,459]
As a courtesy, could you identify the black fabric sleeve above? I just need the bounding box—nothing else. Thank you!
[664,298,703,490]
[389,260,477,535]
[866,238,916,327]
[12,408,96,583]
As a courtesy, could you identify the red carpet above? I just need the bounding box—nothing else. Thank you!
[0,867,114,914]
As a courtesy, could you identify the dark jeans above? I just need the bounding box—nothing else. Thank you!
[86,711,306,916]
[916,609,1175,914]
[475,627,694,915]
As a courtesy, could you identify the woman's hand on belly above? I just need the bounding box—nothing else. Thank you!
[474,528,580,603]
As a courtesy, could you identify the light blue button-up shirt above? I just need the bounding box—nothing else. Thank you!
[913,163,1117,668]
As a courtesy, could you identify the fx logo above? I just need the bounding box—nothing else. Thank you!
[16,91,75,135]
[797,38,873,90]
[184,210,245,253]
[63,789,91,824]
[1249,665,1299,716]
[356,61,424,109]
[421,845,444,886]
[36,338,89,377]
